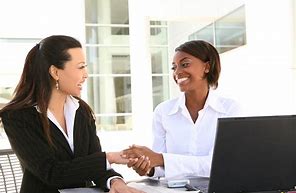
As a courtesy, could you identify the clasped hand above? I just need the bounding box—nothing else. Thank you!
[121,145,163,176]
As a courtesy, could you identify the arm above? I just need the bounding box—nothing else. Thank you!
[86,116,125,189]
[161,150,213,178]
[123,105,167,177]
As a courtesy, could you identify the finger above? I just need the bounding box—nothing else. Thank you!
[133,156,145,169]
[144,160,151,175]
[127,158,138,168]
[139,156,150,171]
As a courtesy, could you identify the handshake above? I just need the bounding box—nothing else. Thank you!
[106,145,164,176]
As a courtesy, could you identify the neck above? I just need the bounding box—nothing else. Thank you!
[185,86,209,111]
[48,89,67,112]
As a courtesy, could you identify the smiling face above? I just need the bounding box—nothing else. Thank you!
[172,51,210,92]
[54,48,88,97]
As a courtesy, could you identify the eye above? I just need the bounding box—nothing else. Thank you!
[171,65,177,71]
[79,64,87,69]
[181,62,190,68]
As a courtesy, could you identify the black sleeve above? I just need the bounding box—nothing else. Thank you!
[1,108,121,189]
[86,114,122,189]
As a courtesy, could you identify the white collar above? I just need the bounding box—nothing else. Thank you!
[168,90,227,115]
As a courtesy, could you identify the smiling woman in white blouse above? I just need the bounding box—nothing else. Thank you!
[122,40,241,179]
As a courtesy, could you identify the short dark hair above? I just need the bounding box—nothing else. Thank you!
[175,40,221,89]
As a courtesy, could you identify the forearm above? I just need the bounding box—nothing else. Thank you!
[162,153,212,178]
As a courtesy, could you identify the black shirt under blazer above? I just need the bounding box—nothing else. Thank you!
[1,106,121,193]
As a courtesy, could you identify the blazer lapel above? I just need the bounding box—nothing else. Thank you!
[49,121,74,157]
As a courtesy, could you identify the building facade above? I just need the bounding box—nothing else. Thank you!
[0,0,295,152]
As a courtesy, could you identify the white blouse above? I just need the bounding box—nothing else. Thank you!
[47,95,79,152]
[152,90,242,179]
[47,96,117,188]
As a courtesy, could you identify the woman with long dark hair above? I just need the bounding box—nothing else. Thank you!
[0,35,144,193]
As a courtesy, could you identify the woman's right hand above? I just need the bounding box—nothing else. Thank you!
[106,151,129,164]
[127,156,152,176]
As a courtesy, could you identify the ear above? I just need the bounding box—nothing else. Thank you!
[204,62,210,73]
[49,65,59,80]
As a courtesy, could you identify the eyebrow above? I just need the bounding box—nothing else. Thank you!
[172,57,190,65]
[78,62,86,65]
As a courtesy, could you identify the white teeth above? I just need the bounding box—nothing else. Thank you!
[177,77,188,84]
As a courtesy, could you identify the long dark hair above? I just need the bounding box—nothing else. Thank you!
[175,40,221,89]
[0,35,93,145]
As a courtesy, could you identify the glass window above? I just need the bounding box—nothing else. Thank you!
[85,26,129,44]
[152,76,170,109]
[85,0,98,23]
[86,46,130,74]
[151,47,169,74]
[85,0,129,24]
[188,5,246,54]
[95,115,132,131]
[87,76,132,114]
[150,27,168,45]
[150,21,167,26]
[215,5,246,53]
[85,0,131,132]
[150,21,170,108]
[189,23,214,45]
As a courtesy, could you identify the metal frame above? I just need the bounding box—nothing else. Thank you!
[0,149,23,193]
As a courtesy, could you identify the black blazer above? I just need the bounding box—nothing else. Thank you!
[1,106,121,193]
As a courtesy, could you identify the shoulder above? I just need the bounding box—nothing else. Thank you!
[213,94,242,116]
[154,97,179,114]
[1,107,37,123]
[75,105,96,129]
[1,107,40,135]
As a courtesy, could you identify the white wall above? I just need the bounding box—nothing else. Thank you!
[0,0,85,89]
[0,0,85,38]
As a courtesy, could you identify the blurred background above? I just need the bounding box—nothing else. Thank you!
[0,0,295,180]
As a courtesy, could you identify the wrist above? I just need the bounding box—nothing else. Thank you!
[152,153,164,167]
[110,178,124,187]
[106,152,114,164]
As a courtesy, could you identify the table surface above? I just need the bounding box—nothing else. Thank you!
[59,178,200,193]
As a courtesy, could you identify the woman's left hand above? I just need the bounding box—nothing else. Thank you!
[109,178,146,193]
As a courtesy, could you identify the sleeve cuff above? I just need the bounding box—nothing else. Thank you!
[106,176,125,189]
[106,158,112,170]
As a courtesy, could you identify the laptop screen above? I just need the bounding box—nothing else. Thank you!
[208,115,296,193]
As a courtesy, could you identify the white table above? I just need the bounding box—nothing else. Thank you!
[59,178,200,193]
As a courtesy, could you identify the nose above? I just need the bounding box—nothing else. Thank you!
[173,64,183,77]
[83,69,88,79]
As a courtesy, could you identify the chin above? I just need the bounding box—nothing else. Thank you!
[179,87,186,92]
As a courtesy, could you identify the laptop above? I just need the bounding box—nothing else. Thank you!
[188,115,296,193]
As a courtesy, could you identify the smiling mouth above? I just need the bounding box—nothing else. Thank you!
[176,77,188,84]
